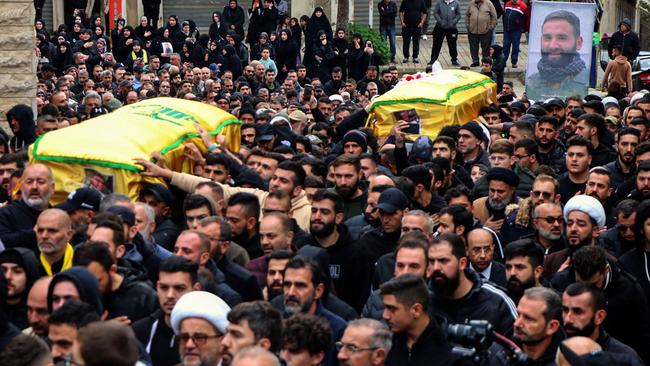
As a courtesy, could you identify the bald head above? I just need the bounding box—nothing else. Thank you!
[27,277,53,337]
[368,175,395,190]
[36,209,72,258]
[556,336,602,366]
[466,228,495,272]
[232,346,280,366]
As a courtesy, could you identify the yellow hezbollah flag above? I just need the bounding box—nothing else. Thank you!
[29,97,241,204]
[367,69,496,139]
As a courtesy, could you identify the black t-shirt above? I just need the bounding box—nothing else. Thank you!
[399,0,426,26]
[558,172,586,205]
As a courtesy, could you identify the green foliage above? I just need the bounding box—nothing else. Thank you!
[348,22,390,64]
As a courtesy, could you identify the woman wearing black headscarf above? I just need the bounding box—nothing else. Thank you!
[313,30,336,82]
[305,7,332,77]
[221,44,243,79]
[116,25,139,64]
[53,41,74,73]
[276,29,299,81]
[191,34,210,68]
[223,0,246,39]
[332,27,349,79]
[134,15,155,44]
[209,12,228,44]
[347,32,364,81]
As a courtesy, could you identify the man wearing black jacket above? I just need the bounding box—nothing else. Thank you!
[74,241,158,323]
[132,256,200,366]
[378,0,398,63]
[382,274,459,365]
[562,282,644,365]
[296,189,371,313]
[0,163,53,251]
[196,218,263,302]
[427,233,517,336]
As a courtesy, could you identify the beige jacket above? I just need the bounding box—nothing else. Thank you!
[170,172,311,232]
[465,0,497,35]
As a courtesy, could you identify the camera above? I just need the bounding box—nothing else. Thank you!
[447,320,527,365]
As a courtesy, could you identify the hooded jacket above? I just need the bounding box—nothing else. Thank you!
[47,266,104,316]
[603,54,633,89]
[132,309,180,366]
[0,275,19,352]
[0,248,40,329]
[103,267,159,322]
[6,104,36,153]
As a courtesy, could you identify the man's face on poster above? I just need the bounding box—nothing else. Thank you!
[541,19,582,64]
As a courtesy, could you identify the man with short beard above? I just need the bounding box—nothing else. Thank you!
[0,153,23,203]
[510,288,563,363]
[296,189,371,312]
[504,239,544,304]
[272,257,347,365]
[472,167,520,235]
[0,163,55,250]
[427,233,517,336]
[55,187,101,246]
[584,168,615,226]
[331,154,367,220]
[562,282,643,364]
[35,209,74,277]
[605,128,639,188]
[0,248,39,329]
[457,121,490,171]
[344,184,392,241]
[529,202,566,259]
[543,195,605,280]
[535,116,567,173]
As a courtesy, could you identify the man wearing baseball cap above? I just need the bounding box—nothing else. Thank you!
[358,187,409,266]
[458,121,490,171]
[139,183,181,250]
[171,291,231,366]
[56,187,102,246]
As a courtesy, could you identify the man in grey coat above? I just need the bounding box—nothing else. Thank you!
[429,0,461,66]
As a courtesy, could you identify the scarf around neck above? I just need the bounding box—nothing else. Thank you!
[40,243,74,276]
[537,53,586,84]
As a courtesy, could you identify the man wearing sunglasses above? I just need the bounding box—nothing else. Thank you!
[501,174,561,244]
[171,291,231,366]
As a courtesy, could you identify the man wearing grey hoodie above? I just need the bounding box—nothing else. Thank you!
[429,0,461,66]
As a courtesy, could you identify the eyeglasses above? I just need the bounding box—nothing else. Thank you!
[335,342,379,353]
[616,224,634,232]
[531,191,553,200]
[538,216,564,224]
[179,332,221,346]
[514,154,529,160]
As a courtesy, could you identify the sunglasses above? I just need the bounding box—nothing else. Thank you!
[538,216,564,224]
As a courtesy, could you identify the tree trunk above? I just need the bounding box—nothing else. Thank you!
[336,0,349,30]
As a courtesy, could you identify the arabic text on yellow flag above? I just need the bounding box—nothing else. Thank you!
[29,97,241,204]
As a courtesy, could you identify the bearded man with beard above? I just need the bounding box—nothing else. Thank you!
[472,167,520,235]
[276,256,347,366]
[0,163,55,250]
[605,128,639,188]
[526,10,589,101]
[35,209,74,277]
[503,239,545,305]
[344,184,391,241]
[331,154,367,220]
[56,187,102,246]
[427,233,517,336]
[296,189,371,312]
[535,116,567,174]
[509,288,563,363]
[530,203,567,261]
[562,282,644,364]
[543,195,605,279]
[584,168,615,227]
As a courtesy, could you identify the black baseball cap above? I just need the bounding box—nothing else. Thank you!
[375,188,409,214]
[107,205,135,227]
[140,183,175,205]
[56,188,102,213]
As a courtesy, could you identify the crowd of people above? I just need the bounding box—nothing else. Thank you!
[0,1,648,365]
